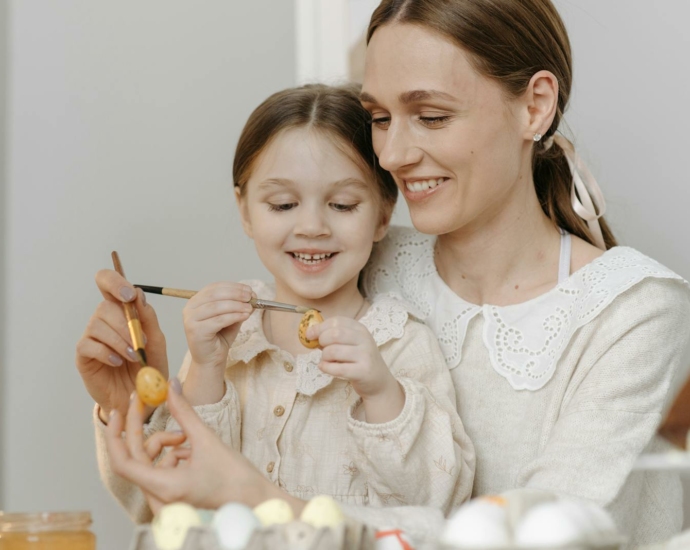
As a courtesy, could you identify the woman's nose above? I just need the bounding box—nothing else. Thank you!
[376,122,423,172]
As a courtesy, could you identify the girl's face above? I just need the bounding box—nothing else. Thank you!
[362,23,534,236]
[237,127,389,303]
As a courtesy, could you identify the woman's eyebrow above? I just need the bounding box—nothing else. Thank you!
[360,89,458,105]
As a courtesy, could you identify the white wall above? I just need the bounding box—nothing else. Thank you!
[1,2,291,549]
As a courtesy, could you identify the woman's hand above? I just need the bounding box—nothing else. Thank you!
[306,317,405,423]
[183,282,254,370]
[104,379,306,515]
[76,269,168,421]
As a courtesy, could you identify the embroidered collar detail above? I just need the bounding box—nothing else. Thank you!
[363,226,686,391]
[229,280,414,396]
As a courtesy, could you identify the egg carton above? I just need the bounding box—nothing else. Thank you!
[128,519,378,550]
[436,538,626,550]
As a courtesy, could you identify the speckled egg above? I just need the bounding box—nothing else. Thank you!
[136,366,168,407]
[300,495,344,529]
[212,502,261,550]
[298,310,323,349]
[151,503,202,550]
[253,498,294,526]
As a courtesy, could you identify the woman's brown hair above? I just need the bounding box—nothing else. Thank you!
[367,0,616,248]
[233,83,397,213]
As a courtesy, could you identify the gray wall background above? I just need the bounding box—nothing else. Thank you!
[0,1,689,549]
[0,0,7,512]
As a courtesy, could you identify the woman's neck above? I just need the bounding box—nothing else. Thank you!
[435,186,562,307]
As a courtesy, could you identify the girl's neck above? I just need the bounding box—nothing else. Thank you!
[435,182,562,307]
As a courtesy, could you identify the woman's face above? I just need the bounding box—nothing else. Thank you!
[362,23,533,236]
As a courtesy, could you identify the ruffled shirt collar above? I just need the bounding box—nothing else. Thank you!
[229,280,415,396]
[363,226,687,391]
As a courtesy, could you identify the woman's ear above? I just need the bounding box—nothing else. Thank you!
[524,70,559,139]
[234,186,253,239]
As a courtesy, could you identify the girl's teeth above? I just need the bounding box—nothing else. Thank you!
[292,252,333,263]
[406,179,444,192]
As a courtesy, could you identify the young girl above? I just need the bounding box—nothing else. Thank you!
[88,84,475,522]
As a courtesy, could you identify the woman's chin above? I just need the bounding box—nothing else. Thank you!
[408,208,459,236]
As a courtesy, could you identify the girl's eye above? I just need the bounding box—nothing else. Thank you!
[330,203,359,213]
[419,116,451,128]
[268,203,297,212]
[370,117,391,130]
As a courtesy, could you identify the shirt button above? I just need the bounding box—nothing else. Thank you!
[284,362,293,373]
[274,405,285,417]
[266,462,275,473]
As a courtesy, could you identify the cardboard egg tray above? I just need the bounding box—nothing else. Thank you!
[128,519,378,550]
[438,539,625,550]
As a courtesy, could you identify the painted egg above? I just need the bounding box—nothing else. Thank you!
[298,310,323,349]
[253,498,294,526]
[514,501,594,547]
[375,527,415,550]
[212,502,261,550]
[300,495,345,529]
[151,503,202,550]
[136,366,168,406]
[440,498,511,548]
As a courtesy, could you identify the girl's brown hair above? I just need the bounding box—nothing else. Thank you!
[233,83,397,213]
[367,0,616,248]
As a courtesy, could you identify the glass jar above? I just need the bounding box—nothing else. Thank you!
[0,511,96,550]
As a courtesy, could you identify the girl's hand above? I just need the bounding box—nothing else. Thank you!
[306,317,405,423]
[76,270,168,421]
[183,282,254,371]
[104,379,306,515]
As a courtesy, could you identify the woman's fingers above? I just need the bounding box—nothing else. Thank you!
[125,393,150,463]
[156,447,192,468]
[83,315,140,363]
[75,337,125,368]
[143,431,187,460]
[95,269,137,304]
[166,380,211,444]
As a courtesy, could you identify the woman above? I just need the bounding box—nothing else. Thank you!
[80,0,690,546]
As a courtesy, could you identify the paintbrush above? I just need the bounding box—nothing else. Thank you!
[134,284,315,314]
[111,252,147,365]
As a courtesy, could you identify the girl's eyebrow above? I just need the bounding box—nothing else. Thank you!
[258,177,369,191]
[361,89,458,105]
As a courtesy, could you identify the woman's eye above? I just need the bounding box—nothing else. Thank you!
[370,117,391,130]
[419,116,451,128]
[268,203,297,212]
[330,203,359,213]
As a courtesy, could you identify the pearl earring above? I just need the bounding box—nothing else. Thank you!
[533,133,542,142]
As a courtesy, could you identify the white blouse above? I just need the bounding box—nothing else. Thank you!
[353,226,690,548]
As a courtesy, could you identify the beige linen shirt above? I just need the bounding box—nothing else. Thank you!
[95,280,475,525]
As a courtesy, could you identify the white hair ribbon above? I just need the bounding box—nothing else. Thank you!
[551,134,607,250]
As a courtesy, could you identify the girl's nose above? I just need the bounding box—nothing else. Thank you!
[376,122,424,173]
[294,206,330,238]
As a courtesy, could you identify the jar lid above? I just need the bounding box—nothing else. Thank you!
[0,511,92,532]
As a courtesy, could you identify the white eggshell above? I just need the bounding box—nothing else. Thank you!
[441,499,511,548]
[151,503,202,550]
[375,527,415,550]
[300,495,345,529]
[212,503,261,550]
[515,501,591,547]
[253,498,294,527]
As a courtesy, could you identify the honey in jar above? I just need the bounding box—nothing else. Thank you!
[0,511,96,550]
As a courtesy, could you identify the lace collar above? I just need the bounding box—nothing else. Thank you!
[230,280,414,396]
[363,226,686,391]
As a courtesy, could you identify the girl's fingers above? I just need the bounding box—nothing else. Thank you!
[125,393,150,463]
[318,361,351,379]
[315,326,361,348]
[187,300,253,323]
[320,344,358,364]
[143,431,187,460]
[95,269,137,304]
[75,337,124,367]
[187,284,253,310]
[156,447,192,468]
